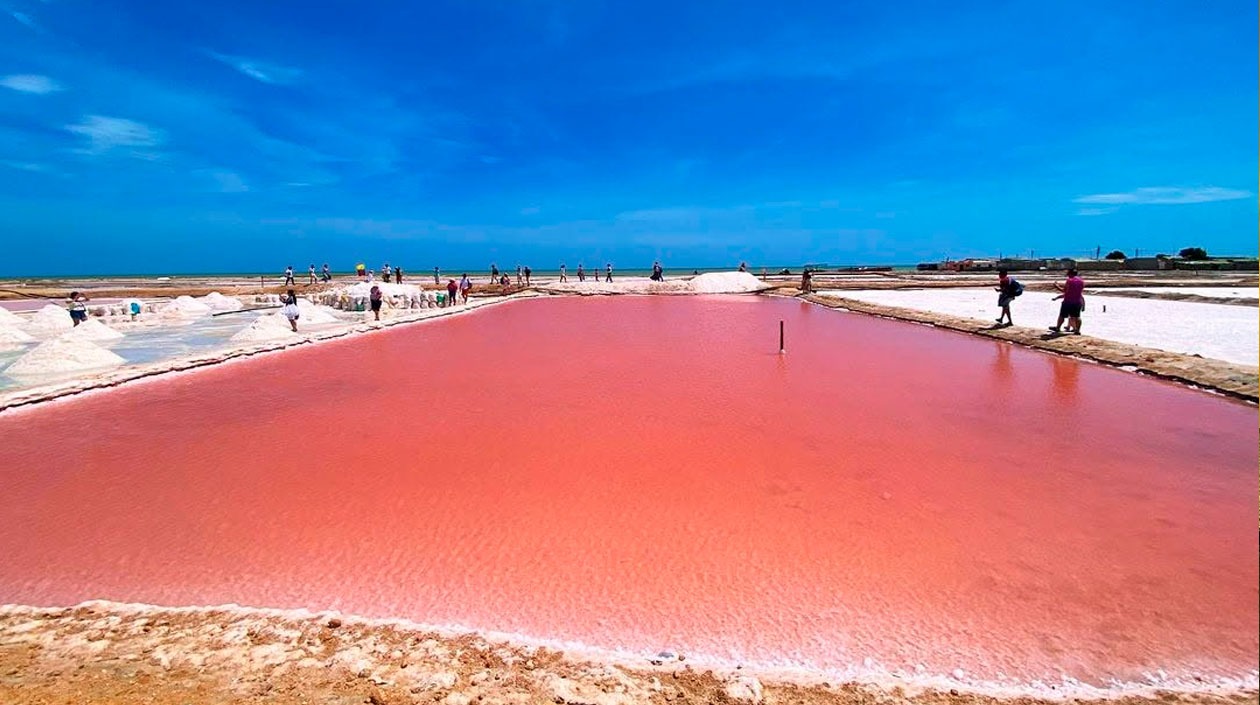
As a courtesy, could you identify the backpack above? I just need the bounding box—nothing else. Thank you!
[1010,279,1024,297]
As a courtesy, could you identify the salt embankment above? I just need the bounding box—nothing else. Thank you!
[3,336,126,377]
[537,271,771,295]
[308,282,439,312]
[57,317,125,344]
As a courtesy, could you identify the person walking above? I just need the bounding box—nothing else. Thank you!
[1050,268,1085,334]
[307,264,317,285]
[516,265,523,286]
[369,284,383,321]
[559,264,567,282]
[446,278,459,306]
[604,263,613,283]
[434,266,441,285]
[395,266,403,284]
[383,263,392,282]
[523,266,532,286]
[66,291,89,327]
[283,265,295,286]
[491,263,499,283]
[281,289,301,332]
[577,264,585,282]
[995,269,1023,326]
[459,273,472,303]
[650,261,663,281]
[321,263,332,282]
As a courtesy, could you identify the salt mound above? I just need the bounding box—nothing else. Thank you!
[230,314,299,343]
[199,293,243,312]
[0,324,35,345]
[199,292,243,312]
[690,271,768,293]
[58,317,125,343]
[0,307,26,327]
[294,300,340,325]
[24,304,74,336]
[158,295,213,317]
[4,336,126,377]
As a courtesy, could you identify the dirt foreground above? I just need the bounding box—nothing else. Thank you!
[1,603,1255,705]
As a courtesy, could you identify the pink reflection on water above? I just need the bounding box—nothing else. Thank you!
[0,296,1255,685]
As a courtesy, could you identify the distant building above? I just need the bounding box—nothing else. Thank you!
[1123,257,1171,271]
[1073,259,1123,271]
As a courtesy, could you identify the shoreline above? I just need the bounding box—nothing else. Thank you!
[2,600,1256,705]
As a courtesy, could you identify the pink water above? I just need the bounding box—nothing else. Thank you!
[0,296,1255,687]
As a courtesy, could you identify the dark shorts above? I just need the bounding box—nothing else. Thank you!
[370,299,382,311]
[998,295,1014,307]
[70,309,87,322]
[1059,301,1083,318]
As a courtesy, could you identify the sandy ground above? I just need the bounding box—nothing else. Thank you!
[814,289,1258,366]
[1,603,1255,705]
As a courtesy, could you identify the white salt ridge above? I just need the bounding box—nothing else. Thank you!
[158,295,214,317]
[198,292,244,312]
[57,317,125,343]
[24,304,75,337]
[538,271,770,295]
[4,336,126,377]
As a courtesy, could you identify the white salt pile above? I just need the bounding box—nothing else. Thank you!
[0,307,27,327]
[57,317,125,343]
[295,299,341,325]
[689,271,769,293]
[24,304,75,337]
[0,324,36,350]
[199,292,244,312]
[157,295,213,318]
[229,314,300,343]
[4,336,126,377]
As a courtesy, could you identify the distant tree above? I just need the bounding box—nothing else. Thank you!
[1104,250,1127,260]
[1179,246,1208,260]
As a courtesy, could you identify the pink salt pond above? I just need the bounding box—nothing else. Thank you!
[0,296,1255,688]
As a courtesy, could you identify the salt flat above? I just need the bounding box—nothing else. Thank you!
[819,288,1258,366]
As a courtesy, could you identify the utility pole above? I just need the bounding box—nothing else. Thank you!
[1095,245,1100,259]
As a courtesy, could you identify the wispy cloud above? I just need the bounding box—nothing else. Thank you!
[209,170,249,193]
[65,115,164,155]
[1073,186,1252,206]
[1075,207,1117,217]
[1,160,49,172]
[208,51,302,85]
[8,10,36,29]
[0,74,62,94]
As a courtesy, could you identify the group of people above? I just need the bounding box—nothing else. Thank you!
[995,268,1086,334]
[283,264,333,286]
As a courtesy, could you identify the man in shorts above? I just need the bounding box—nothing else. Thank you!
[1050,268,1085,334]
[67,291,89,326]
[994,269,1021,326]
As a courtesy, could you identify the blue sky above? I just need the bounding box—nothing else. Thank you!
[0,0,1255,274]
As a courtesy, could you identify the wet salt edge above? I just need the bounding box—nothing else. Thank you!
[3,599,1254,700]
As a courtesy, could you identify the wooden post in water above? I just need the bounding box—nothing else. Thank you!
[779,320,785,354]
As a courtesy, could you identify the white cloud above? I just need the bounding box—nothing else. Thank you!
[0,74,61,94]
[1075,207,1117,217]
[65,115,164,154]
[209,170,248,193]
[1,160,48,172]
[208,51,302,85]
[1073,186,1252,206]
[9,11,36,29]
